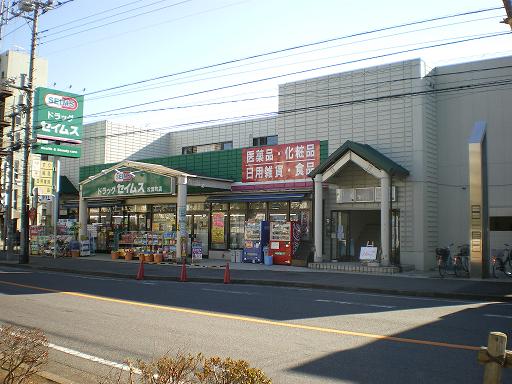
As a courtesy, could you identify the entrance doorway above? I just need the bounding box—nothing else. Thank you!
[186,213,209,256]
[330,210,400,263]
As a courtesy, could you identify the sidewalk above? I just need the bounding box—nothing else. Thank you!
[0,253,511,302]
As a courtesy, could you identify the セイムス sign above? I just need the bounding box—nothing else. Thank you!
[82,166,175,198]
[33,87,84,145]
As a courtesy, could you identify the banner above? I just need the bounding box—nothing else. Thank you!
[242,140,320,183]
[82,166,175,198]
[211,212,225,244]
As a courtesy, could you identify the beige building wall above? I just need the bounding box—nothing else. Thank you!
[169,117,277,155]
[276,59,437,270]
[60,121,170,187]
[0,50,48,224]
[435,56,512,255]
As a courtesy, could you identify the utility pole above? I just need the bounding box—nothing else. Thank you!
[18,1,39,263]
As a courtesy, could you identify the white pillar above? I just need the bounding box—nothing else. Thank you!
[380,173,391,266]
[78,187,88,240]
[314,174,323,262]
[176,176,187,261]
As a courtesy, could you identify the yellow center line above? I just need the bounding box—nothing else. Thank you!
[0,279,480,351]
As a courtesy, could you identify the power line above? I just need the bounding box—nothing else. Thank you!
[84,24,505,103]
[39,0,153,34]
[18,30,512,126]
[38,0,193,45]
[84,31,510,118]
[77,76,512,142]
[39,0,183,37]
[77,6,504,97]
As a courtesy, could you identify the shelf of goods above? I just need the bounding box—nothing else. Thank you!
[116,231,177,262]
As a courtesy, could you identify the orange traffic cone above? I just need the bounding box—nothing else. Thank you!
[179,259,188,282]
[136,257,144,280]
[224,262,231,284]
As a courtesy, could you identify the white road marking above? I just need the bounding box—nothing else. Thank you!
[484,314,512,319]
[48,342,140,374]
[202,288,257,295]
[315,299,396,309]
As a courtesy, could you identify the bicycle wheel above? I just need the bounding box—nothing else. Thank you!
[438,258,447,277]
[504,259,512,277]
[453,258,460,277]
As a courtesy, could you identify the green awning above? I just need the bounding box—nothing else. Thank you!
[308,140,409,178]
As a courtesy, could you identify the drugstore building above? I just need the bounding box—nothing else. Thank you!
[64,56,512,271]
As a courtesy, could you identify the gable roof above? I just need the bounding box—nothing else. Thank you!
[309,140,409,178]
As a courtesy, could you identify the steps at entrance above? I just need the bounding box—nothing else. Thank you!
[308,262,402,274]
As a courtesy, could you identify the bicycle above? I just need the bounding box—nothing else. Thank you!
[492,243,512,278]
[436,243,455,277]
[453,244,470,276]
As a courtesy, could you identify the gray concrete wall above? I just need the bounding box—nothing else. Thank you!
[169,117,277,155]
[277,59,431,269]
[435,56,512,255]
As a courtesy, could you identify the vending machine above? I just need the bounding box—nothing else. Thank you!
[242,220,269,263]
[269,221,300,265]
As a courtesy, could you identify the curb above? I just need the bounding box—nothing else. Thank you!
[2,261,511,302]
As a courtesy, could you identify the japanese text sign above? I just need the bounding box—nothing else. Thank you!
[33,87,84,144]
[242,140,320,183]
[82,166,175,198]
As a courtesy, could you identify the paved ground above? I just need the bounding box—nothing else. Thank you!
[0,253,511,301]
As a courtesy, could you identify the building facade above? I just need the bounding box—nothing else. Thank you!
[0,50,48,236]
[61,56,512,271]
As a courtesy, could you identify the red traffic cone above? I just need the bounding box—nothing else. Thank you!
[179,260,188,282]
[136,257,144,280]
[223,262,231,284]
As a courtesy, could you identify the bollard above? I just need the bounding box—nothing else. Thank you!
[479,332,507,384]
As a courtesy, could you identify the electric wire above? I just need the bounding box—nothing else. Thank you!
[72,6,504,97]
[84,31,510,118]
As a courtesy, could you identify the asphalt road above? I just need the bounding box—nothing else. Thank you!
[0,266,511,383]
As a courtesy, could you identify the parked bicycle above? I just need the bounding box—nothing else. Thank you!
[492,243,512,278]
[436,243,469,277]
[453,244,470,276]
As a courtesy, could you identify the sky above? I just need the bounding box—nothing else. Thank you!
[0,0,510,133]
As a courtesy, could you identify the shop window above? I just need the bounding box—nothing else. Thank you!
[490,217,512,231]
[253,135,278,146]
[89,208,100,224]
[211,203,228,211]
[269,201,288,222]
[187,202,210,211]
[152,204,176,232]
[211,210,227,250]
[229,212,245,249]
[248,201,266,222]
[290,200,312,240]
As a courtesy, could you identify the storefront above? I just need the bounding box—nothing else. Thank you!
[77,159,314,260]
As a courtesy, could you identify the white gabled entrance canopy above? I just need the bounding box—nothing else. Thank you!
[78,160,233,258]
[309,141,409,265]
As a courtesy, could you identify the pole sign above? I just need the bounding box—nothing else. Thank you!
[34,143,81,158]
[33,87,84,158]
[81,166,175,198]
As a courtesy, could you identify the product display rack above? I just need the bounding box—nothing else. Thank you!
[117,231,177,261]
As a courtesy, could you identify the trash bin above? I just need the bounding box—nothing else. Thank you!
[263,246,272,265]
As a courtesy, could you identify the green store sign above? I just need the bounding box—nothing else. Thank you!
[33,143,81,158]
[82,167,175,198]
[33,87,84,145]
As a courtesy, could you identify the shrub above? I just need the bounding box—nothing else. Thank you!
[0,325,49,384]
[100,353,272,384]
